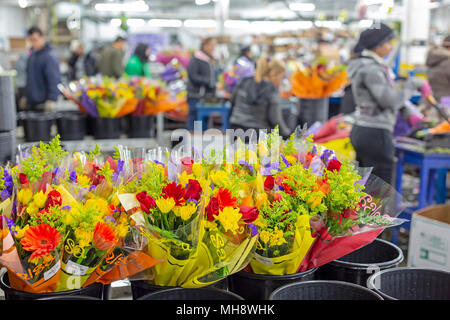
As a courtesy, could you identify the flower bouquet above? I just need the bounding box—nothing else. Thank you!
[0,166,14,256]
[290,58,348,99]
[222,57,255,94]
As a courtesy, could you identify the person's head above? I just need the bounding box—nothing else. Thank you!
[27,26,46,51]
[240,46,253,59]
[200,37,217,57]
[443,35,450,50]
[254,55,286,88]
[134,42,150,63]
[113,36,127,50]
[70,40,84,55]
[358,22,396,58]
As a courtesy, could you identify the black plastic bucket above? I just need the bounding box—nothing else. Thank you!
[92,117,121,139]
[56,111,87,141]
[137,287,244,300]
[367,267,450,300]
[20,111,57,142]
[0,130,15,163]
[38,295,102,300]
[130,278,228,300]
[269,280,383,300]
[317,238,403,286]
[0,272,104,300]
[128,115,155,138]
[228,268,317,300]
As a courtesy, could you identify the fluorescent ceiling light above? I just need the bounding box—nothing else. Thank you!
[195,0,211,5]
[18,0,28,8]
[315,20,342,29]
[363,0,393,6]
[95,0,149,12]
[224,20,251,29]
[184,19,217,28]
[127,18,145,27]
[148,19,182,28]
[289,2,316,12]
[283,21,313,29]
[358,19,373,28]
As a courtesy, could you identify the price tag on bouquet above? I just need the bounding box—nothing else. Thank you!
[65,260,89,276]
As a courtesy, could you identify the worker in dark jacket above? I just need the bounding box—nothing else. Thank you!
[97,36,126,79]
[25,26,61,111]
[229,55,291,138]
[349,23,427,183]
[186,37,217,131]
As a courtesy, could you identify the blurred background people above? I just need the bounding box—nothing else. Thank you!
[349,23,428,184]
[25,26,61,112]
[186,37,217,131]
[229,55,291,138]
[97,36,126,79]
[67,40,85,81]
[125,42,152,78]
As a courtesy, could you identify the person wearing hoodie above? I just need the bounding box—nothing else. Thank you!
[229,55,291,138]
[425,35,450,121]
[349,23,428,184]
[25,26,61,112]
[186,37,217,131]
[125,42,152,78]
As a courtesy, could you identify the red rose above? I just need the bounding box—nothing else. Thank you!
[45,190,62,209]
[184,179,202,201]
[205,197,219,221]
[239,206,259,223]
[92,174,105,186]
[180,157,194,174]
[327,159,342,172]
[136,191,156,213]
[343,208,359,221]
[264,176,275,191]
[19,173,29,185]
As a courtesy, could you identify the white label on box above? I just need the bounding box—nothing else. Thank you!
[44,260,61,281]
[64,260,89,276]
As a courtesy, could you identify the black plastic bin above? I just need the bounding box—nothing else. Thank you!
[297,98,329,127]
[38,295,102,300]
[128,114,155,138]
[56,111,87,141]
[137,287,244,300]
[130,278,228,300]
[0,272,105,300]
[19,111,57,142]
[367,267,450,300]
[317,238,403,286]
[0,131,15,163]
[228,268,317,300]
[92,117,121,139]
[269,280,383,300]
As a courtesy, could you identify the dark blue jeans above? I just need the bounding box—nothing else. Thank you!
[186,97,200,131]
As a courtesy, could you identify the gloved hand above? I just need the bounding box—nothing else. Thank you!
[44,100,56,112]
[419,80,433,97]
[408,113,426,128]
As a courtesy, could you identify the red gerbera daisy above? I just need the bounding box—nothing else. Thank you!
[216,187,237,210]
[93,222,117,251]
[162,182,186,206]
[20,224,61,262]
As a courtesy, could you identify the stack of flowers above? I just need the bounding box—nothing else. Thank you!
[290,58,348,99]
[0,166,14,256]
[221,58,255,94]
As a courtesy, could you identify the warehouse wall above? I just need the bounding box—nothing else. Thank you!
[0,5,28,47]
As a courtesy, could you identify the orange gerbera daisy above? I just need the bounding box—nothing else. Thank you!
[93,222,117,251]
[20,224,61,262]
[216,187,237,210]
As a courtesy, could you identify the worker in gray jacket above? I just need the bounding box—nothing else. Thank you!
[349,23,427,183]
[230,55,291,138]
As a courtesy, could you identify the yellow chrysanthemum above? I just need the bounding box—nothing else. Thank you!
[178,171,195,187]
[17,188,33,204]
[15,225,30,239]
[270,228,287,246]
[173,203,197,221]
[155,197,175,214]
[84,198,110,216]
[255,192,269,210]
[33,191,47,209]
[216,207,242,234]
[210,170,228,187]
[307,195,324,209]
[77,175,91,188]
[116,223,129,238]
[285,155,297,165]
[26,202,39,215]
[75,228,93,249]
[259,230,271,244]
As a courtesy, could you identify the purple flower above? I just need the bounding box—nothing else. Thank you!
[260,159,280,176]
[6,217,17,235]
[153,160,165,168]
[61,205,72,210]
[320,149,334,164]
[105,216,116,224]
[117,159,125,173]
[69,171,77,183]
[248,223,259,237]
[280,154,290,168]
[1,189,11,201]
[311,145,317,155]
[187,198,198,205]
[238,160,254,174]
[89,185,97,192]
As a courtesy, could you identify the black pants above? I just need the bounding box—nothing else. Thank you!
[350,125,394,184]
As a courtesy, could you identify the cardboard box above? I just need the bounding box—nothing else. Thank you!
[9,37,27,50]
[407,204,450,271]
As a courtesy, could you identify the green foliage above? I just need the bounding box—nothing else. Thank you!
[113,146,121,160]
[0,166,4,190]
[87,144,101,161]
[28,205,66,234]
[98,162,114,181]
[259,199,296,236]
[124,162,167,197]
[282,133,296,156]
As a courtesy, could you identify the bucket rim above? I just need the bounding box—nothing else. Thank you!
[233,267,317,280]
[0,271,103,298]
[136,287,244,300]
[328,238,404,270]
[367,267,450,300]
[268,279,384,300]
